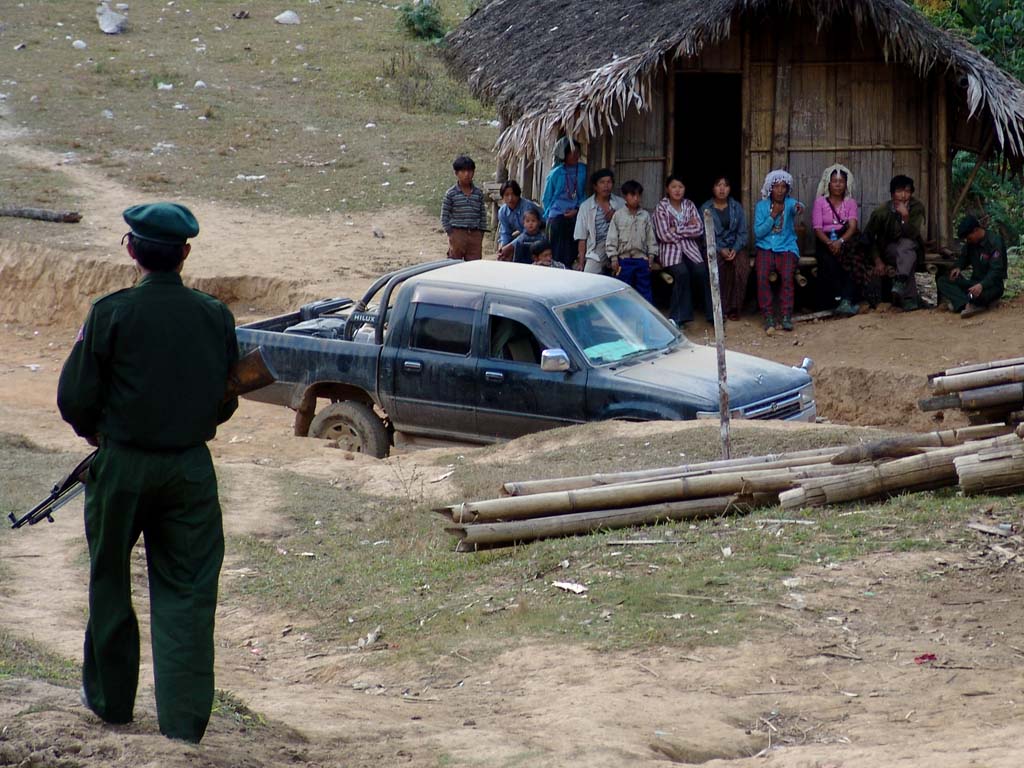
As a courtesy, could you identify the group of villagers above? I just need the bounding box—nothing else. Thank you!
[443,138,1006,333]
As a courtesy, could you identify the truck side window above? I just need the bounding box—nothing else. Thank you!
[408,303,474,355]
[488,316,541,364]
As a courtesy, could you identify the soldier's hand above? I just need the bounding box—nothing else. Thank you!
[949,267,961,280]
[968,283,982,299]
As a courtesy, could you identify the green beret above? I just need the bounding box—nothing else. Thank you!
[956,215,980,240]
[123,202,199,244]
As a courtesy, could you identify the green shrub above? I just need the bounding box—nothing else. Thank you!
[397,1,448,41]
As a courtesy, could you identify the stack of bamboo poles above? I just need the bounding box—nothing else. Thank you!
[438,424,1020,551]
[920,356,1024,426]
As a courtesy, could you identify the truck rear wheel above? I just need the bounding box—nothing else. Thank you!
[309,401,389,458]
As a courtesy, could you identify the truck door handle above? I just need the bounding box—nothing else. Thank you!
[403,360,423,373]
[484,371,504,383]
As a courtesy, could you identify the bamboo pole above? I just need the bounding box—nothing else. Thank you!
[930,365,1024,395]
[919,383,1024,413]
[502,446,845,496]
[955,442,1024,494]
[830,424,1013,464]
[447,496,746,548]
[950,133,995,222]
[704,208,731,460]
[445,464,866,524]
[779,434,1021,510]
[929,356,1024,381]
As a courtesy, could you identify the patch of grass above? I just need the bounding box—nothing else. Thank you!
[1002,245,1024,300]
[0,160,79,211]
[212,688,266,729]
[0,435,84,581]
[0,631,80,687]
[226,423,1020,661]
[0,1,496,217]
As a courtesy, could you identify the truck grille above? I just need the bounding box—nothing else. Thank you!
[740,389,804,420]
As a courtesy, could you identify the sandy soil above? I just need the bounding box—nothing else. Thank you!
[1,142,1023,767]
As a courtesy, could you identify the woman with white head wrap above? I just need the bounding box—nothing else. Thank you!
[753,169,804,332]
[812,163,861,317]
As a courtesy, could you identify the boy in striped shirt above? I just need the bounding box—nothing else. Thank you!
[440,155,488,260]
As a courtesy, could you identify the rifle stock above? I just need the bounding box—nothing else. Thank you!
[10,346,277,529]
[226,346,277,400]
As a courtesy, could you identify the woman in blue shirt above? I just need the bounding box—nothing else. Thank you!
[496,180,541,250]
[753,169,804,332]
[541,137,588,269]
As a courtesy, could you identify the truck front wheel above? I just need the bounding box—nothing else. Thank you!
[309,401,390,458]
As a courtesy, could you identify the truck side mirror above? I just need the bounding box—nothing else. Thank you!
[541,348,571,372]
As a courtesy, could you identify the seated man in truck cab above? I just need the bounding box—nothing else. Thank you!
[489,316,542,364]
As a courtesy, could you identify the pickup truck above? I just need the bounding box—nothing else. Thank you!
[236,260,816,457]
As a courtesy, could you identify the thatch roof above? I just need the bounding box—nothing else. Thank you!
[444,0,1024,163]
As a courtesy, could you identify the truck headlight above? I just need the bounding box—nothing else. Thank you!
[799,383,815,408]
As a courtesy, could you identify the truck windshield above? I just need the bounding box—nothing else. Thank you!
[555,290,683,365]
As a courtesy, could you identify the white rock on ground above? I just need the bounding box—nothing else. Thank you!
[275,10,301,25]
[96,2,128,34]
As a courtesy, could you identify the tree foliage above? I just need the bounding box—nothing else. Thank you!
[914,0,1024,244]
[397,1,448,42]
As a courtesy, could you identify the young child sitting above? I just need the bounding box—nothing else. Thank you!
[440,155,488,261]
[498,207,547,264]
[530,238,566,268]
[606,180,658,302]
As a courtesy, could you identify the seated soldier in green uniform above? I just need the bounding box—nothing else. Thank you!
[937,214,1006,318]
[57,202,239,743]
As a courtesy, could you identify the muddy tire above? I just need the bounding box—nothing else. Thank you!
[309,401,389,458]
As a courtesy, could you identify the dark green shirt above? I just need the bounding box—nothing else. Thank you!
[57,271,239,450]
[956,230,1007,291]
[864,198,927,260]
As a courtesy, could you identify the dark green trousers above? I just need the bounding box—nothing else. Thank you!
[83,441,224,743]
[936,274,1003,312]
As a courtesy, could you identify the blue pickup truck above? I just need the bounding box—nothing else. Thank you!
[236,260,816,457]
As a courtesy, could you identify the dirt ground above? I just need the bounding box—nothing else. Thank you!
[2,140,1023,767]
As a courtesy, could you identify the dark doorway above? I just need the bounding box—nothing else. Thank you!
[673,73,743,206]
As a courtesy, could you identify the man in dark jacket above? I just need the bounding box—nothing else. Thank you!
[57,202,239,743]
[937,214,1006,318]
[863,174,927,310]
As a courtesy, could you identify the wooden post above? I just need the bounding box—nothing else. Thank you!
[0,206,82,223]
[665,66,676,178]
[740,27,752,207]
[496,115,509,185]
[704,208,731,460]
[770,35,792,170]
[935,82,950,247]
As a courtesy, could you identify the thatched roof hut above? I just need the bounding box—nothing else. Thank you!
[445,0,1024,247]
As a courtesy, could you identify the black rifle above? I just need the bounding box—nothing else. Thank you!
[10,346,277,529]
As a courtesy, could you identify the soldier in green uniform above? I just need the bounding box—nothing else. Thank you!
[937,214,1006,319]
[57,202,239,743]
